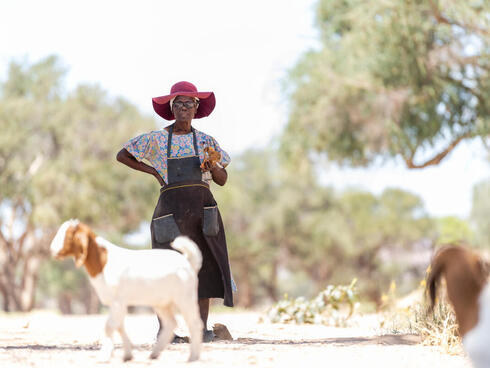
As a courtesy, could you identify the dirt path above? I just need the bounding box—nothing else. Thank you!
[0,310,472,367]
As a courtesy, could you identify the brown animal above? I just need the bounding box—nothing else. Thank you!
[200,146,221,171]
[427,245,488,336]
[426,245,490,367]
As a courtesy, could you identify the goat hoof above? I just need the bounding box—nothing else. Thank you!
[150,352,160,360]
[123,353,133,362]
[188,353,200,362]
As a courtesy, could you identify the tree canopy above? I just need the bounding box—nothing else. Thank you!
[471,179,490,247]
[216,148,435,306]
[283,0,489,169]
[0,56,157,311]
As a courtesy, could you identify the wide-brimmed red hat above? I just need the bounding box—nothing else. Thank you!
[152,81,216,120]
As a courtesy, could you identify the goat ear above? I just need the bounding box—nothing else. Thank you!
[73,229,89,268]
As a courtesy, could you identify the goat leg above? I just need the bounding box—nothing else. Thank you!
[151,308,176,359]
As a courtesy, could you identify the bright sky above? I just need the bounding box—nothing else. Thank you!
[1,0,488,219]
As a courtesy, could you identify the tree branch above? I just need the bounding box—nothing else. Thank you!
[15,223,32,263]
[0,225,9,251]
[428,0,489,35]
[439,75,487,110]
[404,132,471,169]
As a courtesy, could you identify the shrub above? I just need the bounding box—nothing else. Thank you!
[266,279,359,327]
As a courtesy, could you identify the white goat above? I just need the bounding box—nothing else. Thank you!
[50,219,203,362]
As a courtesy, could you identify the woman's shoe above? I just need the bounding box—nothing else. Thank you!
[171,334,189,344]
[202,329,216,343]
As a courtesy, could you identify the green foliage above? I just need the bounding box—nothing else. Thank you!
[471,179,490,247]
[217,148,435,306]
[0,55,158,233]
[266,279,359,326]
[284,0,490,168]
[0,56,158,311]
[214,148,284,305]
[436,216,474,245]
[37,259,87,296]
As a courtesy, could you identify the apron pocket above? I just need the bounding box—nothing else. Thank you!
[153,214,181,243]
[203,206,219,236]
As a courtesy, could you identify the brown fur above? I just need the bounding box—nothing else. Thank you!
[58,222,107,277]
[426,245,488,336]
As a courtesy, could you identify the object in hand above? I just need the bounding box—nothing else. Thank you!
[200,147,221,171]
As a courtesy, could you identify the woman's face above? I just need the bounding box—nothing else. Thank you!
[173,95,198,122]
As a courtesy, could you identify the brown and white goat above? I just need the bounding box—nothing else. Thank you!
[50,219,203,362]
[427,245,490,368]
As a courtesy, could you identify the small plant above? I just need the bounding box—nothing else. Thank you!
[266,279,359,327]
[410,299,462,354]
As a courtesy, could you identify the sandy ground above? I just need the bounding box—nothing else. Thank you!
[0,310,473,368]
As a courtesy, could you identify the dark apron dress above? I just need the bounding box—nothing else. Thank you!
[150,125,233,307]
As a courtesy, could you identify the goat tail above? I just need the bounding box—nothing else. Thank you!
[426,246,452,312]
[171,236,202,273]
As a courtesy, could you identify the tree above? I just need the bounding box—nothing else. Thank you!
[471,179,490,247]
[435,216,474,245]
[0,56,157,311]
[283,0,489,169]
[214,148,283,306]
[278,187,434,302]
[216,147,434,305]
[37,259,100,314]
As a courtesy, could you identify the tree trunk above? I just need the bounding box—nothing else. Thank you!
[264,260,278,302]
[58,293,73,314]
[0,225,49,312]
[0,283,9,312]
[236,265,254,307]
[83,285,100,314]
[20,255,42,311]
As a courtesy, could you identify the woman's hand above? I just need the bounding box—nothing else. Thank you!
[209,165,228,186]
[200,156,227,185]
[201,160,216,172]
[153,169,166,187]
[116,148,166,187]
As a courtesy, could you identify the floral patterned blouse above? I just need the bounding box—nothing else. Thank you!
[123,128,231,184]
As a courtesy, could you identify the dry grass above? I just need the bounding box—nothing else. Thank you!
[378,280,462,355]
[266,278,464,355]
[410,300,462,355]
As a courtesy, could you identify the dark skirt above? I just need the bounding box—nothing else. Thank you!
[150,180,233,307]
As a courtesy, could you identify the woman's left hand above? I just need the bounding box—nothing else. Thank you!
[210,165,228,186]
[202,160,216,172]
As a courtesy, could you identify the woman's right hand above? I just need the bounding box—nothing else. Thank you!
[153,170,165,187]
[116,149,166,187]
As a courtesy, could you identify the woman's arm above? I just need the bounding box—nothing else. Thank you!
[116,148,165,186]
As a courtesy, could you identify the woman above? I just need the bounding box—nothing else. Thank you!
[116,81,233,342]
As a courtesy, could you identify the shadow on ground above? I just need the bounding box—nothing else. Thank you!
[234,334,421,346]
[1,334,421,351]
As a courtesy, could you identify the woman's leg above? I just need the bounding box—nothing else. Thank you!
[199,298,210,329]
[199,298,216,342]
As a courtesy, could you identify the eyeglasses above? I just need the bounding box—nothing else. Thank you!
[172,101,198,109]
